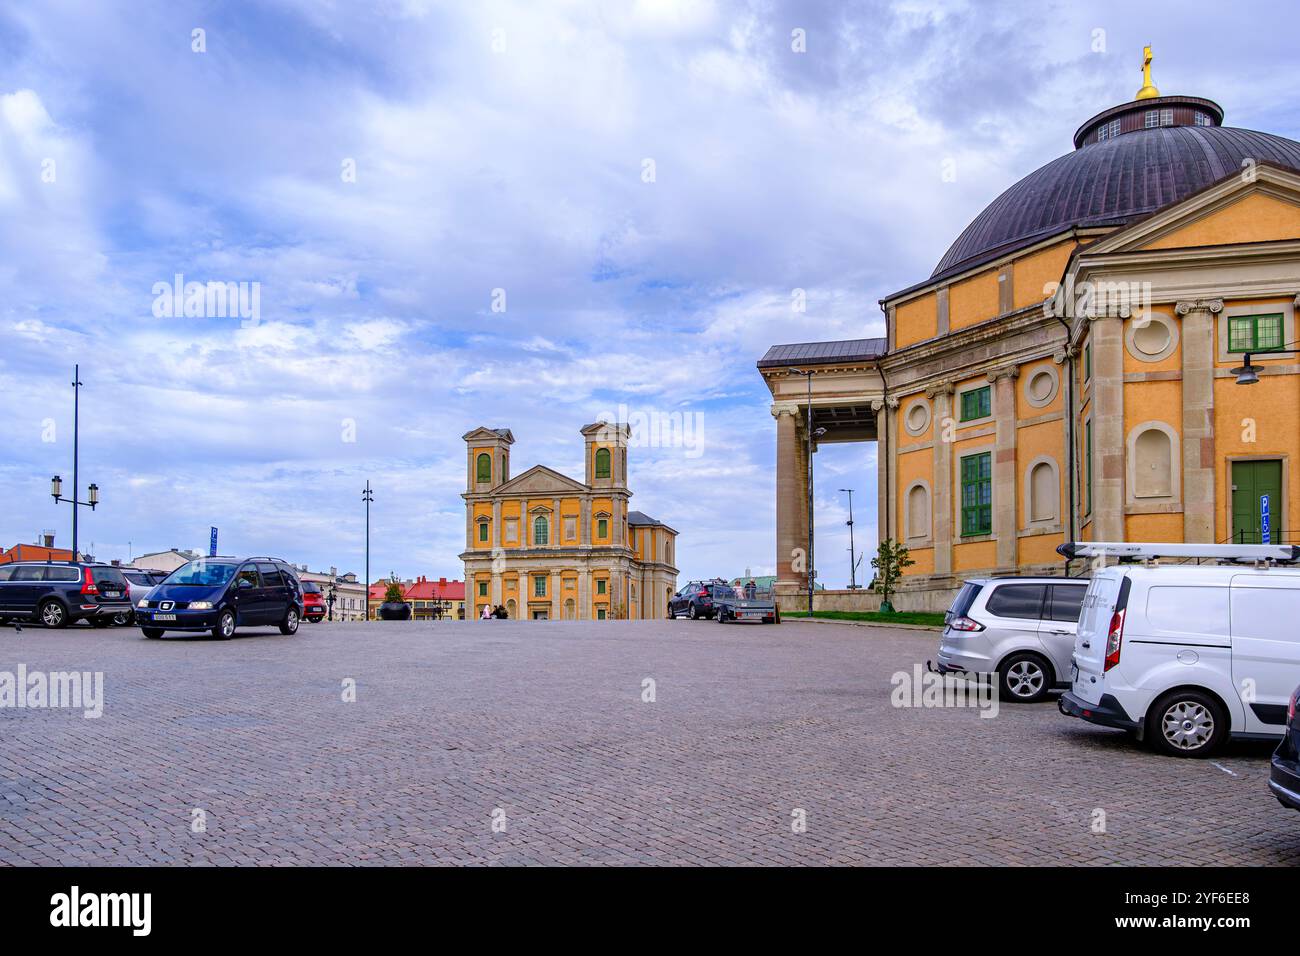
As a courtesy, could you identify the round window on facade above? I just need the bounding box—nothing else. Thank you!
[1125,312,1178,362]
[903,398,932,437]
[1023,366,1059,408]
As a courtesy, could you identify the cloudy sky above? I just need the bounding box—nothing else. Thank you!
[1,1,1297,586]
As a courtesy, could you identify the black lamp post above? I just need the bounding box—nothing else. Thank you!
[362,481,374,620]
[840,487,859,590]
[50,366,100,560]
[326,582,337,621]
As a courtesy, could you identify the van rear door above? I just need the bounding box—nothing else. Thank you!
[1071,572,1122,705]
[1230,573,1300,733]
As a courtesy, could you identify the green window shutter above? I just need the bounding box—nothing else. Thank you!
[1228,317,1253,352]
[959,452,992,535]
[1256,314,1283,350]
[597,517,608,538]
[595,447,611,479]
[597,579,606,594]
[1229,314,1285,352]
[476,453,491,483]
[1083,343,1091,381]
[478,581,487,596]
[533,516,548,545]
[478,521,488,542]
[960,386,991,422]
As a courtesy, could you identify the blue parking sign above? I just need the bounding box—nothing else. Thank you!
[209,526,219,556]
[1261,495,1271,544]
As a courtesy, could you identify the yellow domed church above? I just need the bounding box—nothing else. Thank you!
[760,49,1300,611]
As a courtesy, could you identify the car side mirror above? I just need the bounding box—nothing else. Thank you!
[237,578,253,590]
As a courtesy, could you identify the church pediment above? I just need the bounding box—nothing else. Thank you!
[495,464,588,496]
[1085,163,1300,257]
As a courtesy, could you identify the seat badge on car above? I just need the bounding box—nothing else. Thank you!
[160,601,174,611]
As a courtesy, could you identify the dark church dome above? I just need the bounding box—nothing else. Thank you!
[931,94,1300,280]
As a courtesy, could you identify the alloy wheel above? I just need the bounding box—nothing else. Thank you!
[41,603,65,627]
[1005,660,1045,699]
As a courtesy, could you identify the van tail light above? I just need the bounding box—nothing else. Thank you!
[80,567,99,596]
[1290,686,1299,722]
[1104,609,1126,672]
[948,615,984,632]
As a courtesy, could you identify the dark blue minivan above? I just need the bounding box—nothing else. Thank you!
[136,556,303,639]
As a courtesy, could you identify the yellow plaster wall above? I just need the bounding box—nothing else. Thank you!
[1142,192,1300,251]
[894,292,938,349]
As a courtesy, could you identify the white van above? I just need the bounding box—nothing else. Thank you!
[1060,542,1300,757]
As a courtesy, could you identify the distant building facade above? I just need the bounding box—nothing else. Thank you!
[296,566,368,622]
[131,549,200,573]
[460,423,679,620]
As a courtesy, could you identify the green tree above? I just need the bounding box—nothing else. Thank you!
[384,580,406,604]
[871,539,914,613]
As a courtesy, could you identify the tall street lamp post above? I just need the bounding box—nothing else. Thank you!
[840,487,859,590]
[789,368,826,615]
[362,481,374,620]
[50,365,100,559]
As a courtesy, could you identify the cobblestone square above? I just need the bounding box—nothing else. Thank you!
[2,619,1297,865]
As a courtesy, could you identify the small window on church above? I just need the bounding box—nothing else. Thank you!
[1144,110,1159,128]
[476,453,491,483]
[595,447,611,479]
[533,516,549,545]
[477,520,489,542]
[597,518,608,538]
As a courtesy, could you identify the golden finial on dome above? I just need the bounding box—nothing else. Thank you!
[1135,45,1160,100]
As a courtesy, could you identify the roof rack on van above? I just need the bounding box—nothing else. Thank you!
[1057,541,1300,564]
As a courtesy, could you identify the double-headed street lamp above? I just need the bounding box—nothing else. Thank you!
[50,365,100,558]
[362,481,374,620]
[840,487,862,590]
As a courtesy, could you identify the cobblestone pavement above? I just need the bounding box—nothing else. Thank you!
[2,618,1297,866]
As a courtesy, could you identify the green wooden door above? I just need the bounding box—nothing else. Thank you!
[1231,460,1283,544]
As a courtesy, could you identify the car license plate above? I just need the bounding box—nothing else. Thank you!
[154,613,177,622]
[103,590,122,598]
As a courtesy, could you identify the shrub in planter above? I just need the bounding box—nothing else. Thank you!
[378,580,411,621]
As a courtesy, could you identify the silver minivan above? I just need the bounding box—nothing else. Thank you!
[935,577,1089,702]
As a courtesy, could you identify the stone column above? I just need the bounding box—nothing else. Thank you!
[927,382,956,576]
[1091,315,1126,541]
[492,499,501,548]
[989,367,1020,570]
[1176,298,1222,543]
[873,400,888,543]
[580,498,591,548]
[550,570,561,619]
[772,404,802,589]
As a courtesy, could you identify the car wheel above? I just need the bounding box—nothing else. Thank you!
[213,609,236,640]
[279,606,300,635]
[39,600,68,629]
[1147,690,1227,758]
[998,653,1052,703]
[689,605,699,620]
[141,628,164,639]
[112,611,132,626]
[715,608,726,623]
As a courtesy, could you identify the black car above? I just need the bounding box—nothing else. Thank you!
[669,581,725,620]
[0,561,132,628]
[135,556,304,639]
[1269,684,1300,811]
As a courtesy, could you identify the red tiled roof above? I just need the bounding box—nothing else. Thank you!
[0,544,77,564]
[405,576,465,601]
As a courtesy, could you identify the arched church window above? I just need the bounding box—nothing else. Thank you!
[476,453,491,483]
[533,515,549,545]
[595,447,611,479]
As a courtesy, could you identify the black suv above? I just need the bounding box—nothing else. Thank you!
[135,556,304,639]
[0,561,132,628]
[669,581,725,620]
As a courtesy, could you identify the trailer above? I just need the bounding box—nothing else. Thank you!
[712,581,779,624]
